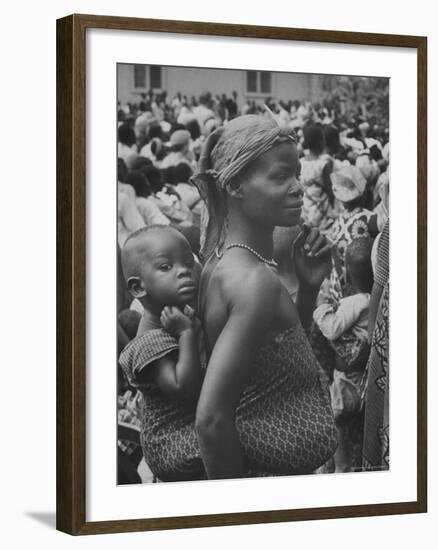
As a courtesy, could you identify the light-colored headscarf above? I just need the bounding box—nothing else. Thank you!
[191,114,296,259]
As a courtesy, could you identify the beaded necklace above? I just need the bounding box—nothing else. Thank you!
[215,243,278,268]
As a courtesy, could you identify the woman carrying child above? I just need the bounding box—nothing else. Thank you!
[192,114,338,479]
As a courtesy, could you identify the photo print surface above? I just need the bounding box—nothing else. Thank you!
[116,63,389,485]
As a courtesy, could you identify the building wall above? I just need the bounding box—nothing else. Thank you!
[117,64,324,106]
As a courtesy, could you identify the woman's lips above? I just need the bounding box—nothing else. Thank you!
[284,200,303,210]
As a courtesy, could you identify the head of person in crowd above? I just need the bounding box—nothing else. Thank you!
[142,164,164,194]
[204,117,220,136]
[125,170,152,199]
[359,121,370,139]
[170,129,191,154]
[185,118,201,141]
[323,125,341,157]
[148,124,163,142]
[173,224,201,258]
[121,225,198,310]
[149,137,166,161]
[345,237,374,294]
[174,162,193,184]
[118,158,128,183]
[330,164,367,211]
[192,114,300,258]
[199,90,212,108]
[356,155,380,188]
[130,156,153,172]
[118,123,137,148]
[162,166,176,186]
[118,108,126,124]
[302,123,324,156]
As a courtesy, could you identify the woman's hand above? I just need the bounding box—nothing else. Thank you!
[293,224,331,290]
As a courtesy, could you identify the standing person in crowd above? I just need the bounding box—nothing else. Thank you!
[314,237,373,472]
[327,164,378,303]
[300,124,335,232]
[161,129,196,170]
[362,220,389,471]
[192,115,337,479]
[117,159,144,248]
[118,123,139,170]
[125,170,171,227]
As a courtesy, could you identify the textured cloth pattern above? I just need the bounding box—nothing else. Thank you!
[119,329,205,481]
[236,323,337,474]
[120,323,337,481]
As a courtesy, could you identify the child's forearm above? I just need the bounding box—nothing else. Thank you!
[175,328,202,405]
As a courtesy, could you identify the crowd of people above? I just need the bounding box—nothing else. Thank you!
[116,86,390,483]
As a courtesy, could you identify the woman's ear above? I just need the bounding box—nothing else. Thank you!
[226,178,243,199]
[127,276,147,298]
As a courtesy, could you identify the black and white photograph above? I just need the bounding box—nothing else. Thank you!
[116,63,390,485]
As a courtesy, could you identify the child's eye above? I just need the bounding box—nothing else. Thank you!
[185,255,195,268]
[158,263,172,271]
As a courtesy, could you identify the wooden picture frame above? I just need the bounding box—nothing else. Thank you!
[56,13,427,535]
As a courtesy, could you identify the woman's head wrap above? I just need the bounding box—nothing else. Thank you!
[191,114,297,259]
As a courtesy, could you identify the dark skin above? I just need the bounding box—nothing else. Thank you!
[196,142,331,479]
[122,229,203,409]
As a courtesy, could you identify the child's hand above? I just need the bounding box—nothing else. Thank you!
[160,306,193,337]
[183,304,202,333]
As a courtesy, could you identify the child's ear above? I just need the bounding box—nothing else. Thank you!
[127,276,147,299]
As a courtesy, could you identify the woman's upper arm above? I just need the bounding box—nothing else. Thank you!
[197,268,279,420]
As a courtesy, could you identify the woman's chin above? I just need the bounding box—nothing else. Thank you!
[278,210,302,227]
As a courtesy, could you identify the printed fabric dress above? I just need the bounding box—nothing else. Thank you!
[362,221,390,470]
[300,155,334,233]
[120,324,338,480]
[119,328,206,482]
[327,207,375,304]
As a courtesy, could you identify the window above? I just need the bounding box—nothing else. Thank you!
[149,66,162,89]
[260,71,272,94]
[246,70,272,94]
[246,71,258,93]
[133,65,146,88]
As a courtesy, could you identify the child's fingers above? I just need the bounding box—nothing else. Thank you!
[184,304,195,318]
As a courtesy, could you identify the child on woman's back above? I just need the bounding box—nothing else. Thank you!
[313,237,373,472]
[119,225,205,481]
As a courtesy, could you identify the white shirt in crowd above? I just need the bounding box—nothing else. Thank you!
[136,197,170,226]
[313,293,370,342]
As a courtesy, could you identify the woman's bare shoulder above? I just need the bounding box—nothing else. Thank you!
[215,255,281,308]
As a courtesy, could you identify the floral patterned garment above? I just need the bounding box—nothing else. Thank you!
[300,155,334,232]
[327,207,374,303]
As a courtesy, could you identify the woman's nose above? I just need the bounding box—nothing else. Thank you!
[288,178,303,197]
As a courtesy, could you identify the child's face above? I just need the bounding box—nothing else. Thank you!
[139,231,197,308]
[238,142,303,228]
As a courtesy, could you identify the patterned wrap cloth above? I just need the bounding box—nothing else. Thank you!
[120,324,338,481]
